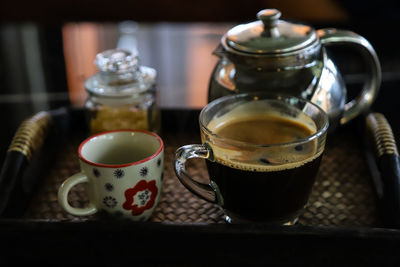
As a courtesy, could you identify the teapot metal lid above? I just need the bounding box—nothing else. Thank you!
[225,9,317,55]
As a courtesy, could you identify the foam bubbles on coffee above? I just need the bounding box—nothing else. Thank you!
[204,100,323,172]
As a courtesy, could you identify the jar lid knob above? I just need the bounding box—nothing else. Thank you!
[95,49,139,73]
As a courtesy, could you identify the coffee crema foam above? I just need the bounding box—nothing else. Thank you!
[204,100,322,172]
[211,148,323,173]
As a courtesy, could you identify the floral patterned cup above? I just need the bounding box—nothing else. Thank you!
[58,129,164,221]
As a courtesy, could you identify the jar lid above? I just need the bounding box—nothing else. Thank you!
[85,49,156,96]
[225,9,317,55]
[95,49,139,74]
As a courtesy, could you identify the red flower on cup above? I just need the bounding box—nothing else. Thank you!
[123,180,158,216]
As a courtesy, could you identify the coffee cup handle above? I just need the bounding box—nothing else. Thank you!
[58,172,98,216]
[174,144,222,204]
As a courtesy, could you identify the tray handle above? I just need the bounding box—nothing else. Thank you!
[8,111,52,161]
[365,112,400,228]
[0,111,52,217]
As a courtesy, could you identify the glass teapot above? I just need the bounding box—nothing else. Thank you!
[208,9,381,130]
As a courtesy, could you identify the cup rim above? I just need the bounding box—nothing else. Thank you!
[78,129,164,168]
[199,92,329,148]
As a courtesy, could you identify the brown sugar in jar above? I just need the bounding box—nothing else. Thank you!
[84,49,160,134]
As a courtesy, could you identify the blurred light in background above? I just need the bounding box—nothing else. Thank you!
[62,22,231,109]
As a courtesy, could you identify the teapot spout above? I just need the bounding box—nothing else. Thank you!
[212,44,226,58]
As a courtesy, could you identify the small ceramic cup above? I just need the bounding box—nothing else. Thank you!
[58,129,164,221]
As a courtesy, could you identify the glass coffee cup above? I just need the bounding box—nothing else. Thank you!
[174,93,328,224]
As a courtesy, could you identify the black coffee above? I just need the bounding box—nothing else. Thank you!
[207,155,322,222]
[206,113,322,222]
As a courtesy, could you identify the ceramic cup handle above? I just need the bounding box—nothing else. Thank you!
[58,172,98,216]
[174,144,222,204]
[318,28,382,125]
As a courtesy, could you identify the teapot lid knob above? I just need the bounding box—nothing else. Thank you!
[257,9,281,28]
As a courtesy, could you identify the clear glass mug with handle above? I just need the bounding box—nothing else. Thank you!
[174,92,328,224]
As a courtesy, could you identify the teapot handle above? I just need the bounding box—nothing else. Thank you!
[318,28,382,125]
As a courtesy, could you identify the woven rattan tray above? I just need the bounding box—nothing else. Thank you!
[3,107,379,225]
[23,128,379,227]
[2,107,400,266]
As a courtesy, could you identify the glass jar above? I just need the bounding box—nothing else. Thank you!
[84,49,160,134]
